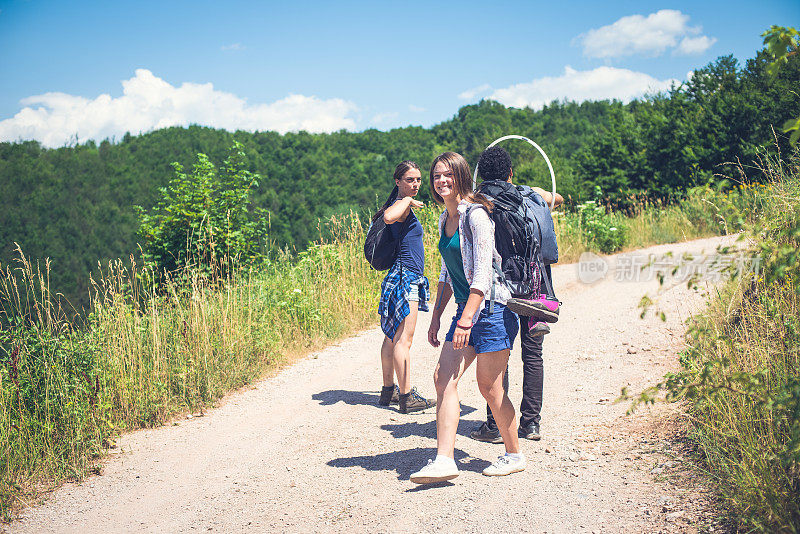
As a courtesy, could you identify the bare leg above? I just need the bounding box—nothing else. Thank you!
[476,349,520,454]
[380,336,394,388]
[391,301,418,394]
[433,342,477,458]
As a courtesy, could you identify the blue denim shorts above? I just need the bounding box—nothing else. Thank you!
[445,302,519,354]
[407,276,423,302]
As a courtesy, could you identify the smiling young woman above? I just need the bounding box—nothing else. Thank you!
[410,151,525,484]
[374,160,435,414]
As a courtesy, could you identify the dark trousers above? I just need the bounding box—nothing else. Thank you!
[486,315,544,428]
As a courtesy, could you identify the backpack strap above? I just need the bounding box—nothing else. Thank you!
[463,204,504,314]
[535,246,556,299]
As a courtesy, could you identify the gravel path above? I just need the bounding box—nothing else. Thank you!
[13,235,737,533]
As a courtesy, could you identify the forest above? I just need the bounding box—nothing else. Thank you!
[1,48,798,309]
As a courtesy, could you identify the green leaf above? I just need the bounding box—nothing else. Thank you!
[790,128,800,146]
[782,116,800,132]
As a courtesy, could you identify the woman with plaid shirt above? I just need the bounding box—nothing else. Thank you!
[376,161,435,414]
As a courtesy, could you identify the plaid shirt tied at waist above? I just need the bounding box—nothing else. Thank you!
[378,264,429,341]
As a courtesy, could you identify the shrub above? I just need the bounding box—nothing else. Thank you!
[135,141,269,278]
[576,188,628,253]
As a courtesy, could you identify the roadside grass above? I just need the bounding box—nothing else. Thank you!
[0,185,755,521]
[555,195,726,264]
[630,153,800,531]
[0,214,386,520]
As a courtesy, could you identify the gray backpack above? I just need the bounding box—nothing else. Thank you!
[518,185,558,265]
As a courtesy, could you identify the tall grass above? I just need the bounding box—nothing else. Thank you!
[687,277,799,530]
[0,189,747,520]
[630,153,800,531]
[0,213,385,518]
[682,157,800,531]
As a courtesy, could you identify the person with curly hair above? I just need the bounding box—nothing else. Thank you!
[469,145,563,444]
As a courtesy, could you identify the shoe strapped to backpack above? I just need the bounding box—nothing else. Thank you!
[528,320,550,338]
[507,293,560,322]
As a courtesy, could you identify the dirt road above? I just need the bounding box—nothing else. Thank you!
[14,235,737,533]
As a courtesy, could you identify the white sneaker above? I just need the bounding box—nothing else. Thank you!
[409,458,459,484]
[482,454,527,476]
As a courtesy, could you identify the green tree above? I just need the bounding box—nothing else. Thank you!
[762,25,800,144]
[136,141,269,275]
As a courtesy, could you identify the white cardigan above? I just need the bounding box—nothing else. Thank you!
[437,200,511,308]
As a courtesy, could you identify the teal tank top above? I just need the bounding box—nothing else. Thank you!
[438,229,470,303]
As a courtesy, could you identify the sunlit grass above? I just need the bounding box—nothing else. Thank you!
[675,156,800,530]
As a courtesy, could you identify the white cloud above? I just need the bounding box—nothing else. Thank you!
[0,69,358,148]
[676,35,717,55]
[458,83,492,101]
[578,9,715,58]
[489,66,677,109]
[221,43,245,51]
[408,104,426,113]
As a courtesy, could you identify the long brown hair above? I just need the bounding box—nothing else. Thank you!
[372,160,420,222]
[428,151,493,210]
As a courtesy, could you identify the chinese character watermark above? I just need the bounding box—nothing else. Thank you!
[577,251,761,284]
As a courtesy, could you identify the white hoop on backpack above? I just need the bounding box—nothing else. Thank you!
[472,135,557,210]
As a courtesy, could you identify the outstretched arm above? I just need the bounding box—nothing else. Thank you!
[532,187,563,209]
[383,197,424,224]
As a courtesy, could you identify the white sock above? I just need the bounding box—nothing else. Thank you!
[505,452,524,461]
[434,454,457,467]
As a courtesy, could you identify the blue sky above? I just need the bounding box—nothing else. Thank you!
[0,0,797,147]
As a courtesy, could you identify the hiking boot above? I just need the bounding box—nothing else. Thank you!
[399,386,435,413]
[507,294,560,322]
[410,458,459,484]
[527,319,550,338]
[378,384,400,406]
[518,422,541,441]
[482,454,527,477]
[470,421,503,443]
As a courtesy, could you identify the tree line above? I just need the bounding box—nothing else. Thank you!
[0,48,797,309]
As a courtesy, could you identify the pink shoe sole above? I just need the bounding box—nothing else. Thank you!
[507,295,560,322]
[527,320,551,337]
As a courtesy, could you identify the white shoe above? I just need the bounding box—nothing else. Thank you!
[482,454,527,476]
[409,458,459,484]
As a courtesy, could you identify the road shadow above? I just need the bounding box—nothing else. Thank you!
[312,390,477,417]
[312,389,381,407]
[381,410,480,440]
[326,446,492,483]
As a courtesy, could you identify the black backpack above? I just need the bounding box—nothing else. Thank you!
[466,180,556,299]
[364,214,412,271]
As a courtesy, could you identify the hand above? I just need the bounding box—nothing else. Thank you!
[428,319,441,347]
[452,323,471,350]
[409,198,424,209]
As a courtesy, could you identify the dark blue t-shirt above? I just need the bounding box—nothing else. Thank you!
[390,210,425,275]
